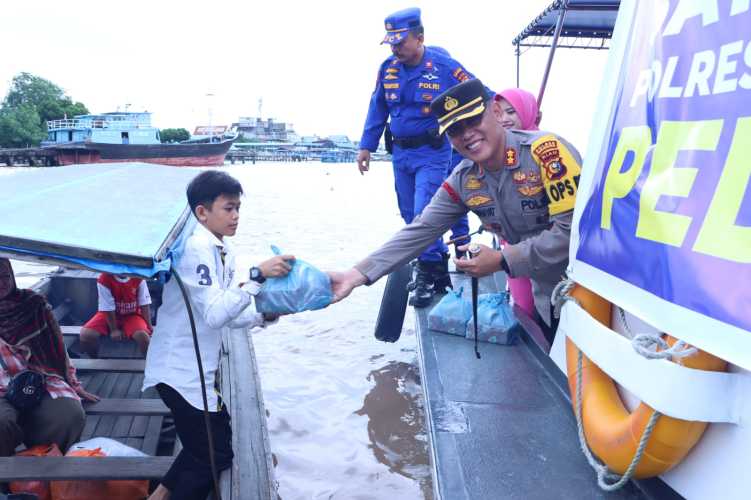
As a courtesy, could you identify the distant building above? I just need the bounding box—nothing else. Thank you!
[232,117,299,143]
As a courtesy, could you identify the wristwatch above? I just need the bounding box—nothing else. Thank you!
[249,267,266,284]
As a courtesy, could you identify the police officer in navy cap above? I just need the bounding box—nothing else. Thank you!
[357,7,476,308]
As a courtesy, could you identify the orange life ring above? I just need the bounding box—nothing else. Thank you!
[565,284,727,478]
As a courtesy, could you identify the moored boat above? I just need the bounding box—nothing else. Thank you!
[42,112,235,167]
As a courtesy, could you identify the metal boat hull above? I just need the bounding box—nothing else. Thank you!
[47,140,233,167]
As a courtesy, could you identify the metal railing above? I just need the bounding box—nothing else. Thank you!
[47,118,151,131]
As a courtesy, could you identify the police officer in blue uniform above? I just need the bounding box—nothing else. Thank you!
[357,7,474,307]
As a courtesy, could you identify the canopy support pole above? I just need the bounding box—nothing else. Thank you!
[537,0,569,108]
[516,42,521,88]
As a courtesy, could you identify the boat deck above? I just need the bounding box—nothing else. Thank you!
[0,273,275,498]
[414,273,674,500]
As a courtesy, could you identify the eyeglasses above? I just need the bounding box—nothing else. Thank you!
[446,108,486,138]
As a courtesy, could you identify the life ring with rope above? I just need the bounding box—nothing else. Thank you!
[565,284,727,480]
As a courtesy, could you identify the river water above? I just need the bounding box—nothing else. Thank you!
[2,162,493,500]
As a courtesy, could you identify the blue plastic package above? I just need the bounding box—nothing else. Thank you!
[466,292,519,345]
[254,245,333,314]
[427,287,472,337]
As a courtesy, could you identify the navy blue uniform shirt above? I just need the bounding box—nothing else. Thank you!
[359,46,473,151]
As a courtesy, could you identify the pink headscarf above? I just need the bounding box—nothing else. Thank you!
[495,88,540,131]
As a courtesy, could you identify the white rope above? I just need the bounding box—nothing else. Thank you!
[616,307,698,360]
[575,348,661,491]
[551,278,577,318]
[552,280,662,490]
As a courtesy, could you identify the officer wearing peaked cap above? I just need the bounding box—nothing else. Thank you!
[356,7,476,309]
[336,79,584,342]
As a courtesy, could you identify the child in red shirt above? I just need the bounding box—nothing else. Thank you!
[80,273,152,357]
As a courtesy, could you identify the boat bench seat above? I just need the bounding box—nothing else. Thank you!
[0,456,174,481]
[72,358,146,372]
[84,398,169,416]
[61,325,82,336]
[61,325,144,359]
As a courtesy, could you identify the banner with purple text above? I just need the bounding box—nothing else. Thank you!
[574,0,751,360]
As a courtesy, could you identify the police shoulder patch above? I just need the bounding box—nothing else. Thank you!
[530,134,582,215]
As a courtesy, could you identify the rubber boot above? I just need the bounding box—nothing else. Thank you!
[407,261,436,308]
[432,253,452,293]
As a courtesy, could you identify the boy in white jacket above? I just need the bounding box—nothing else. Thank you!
[144,170,294,500]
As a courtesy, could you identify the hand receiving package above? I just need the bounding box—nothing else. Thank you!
[254,245,333,314]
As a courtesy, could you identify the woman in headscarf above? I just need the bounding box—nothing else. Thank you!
[492,88,542,318]
[0,258,98,457]
[495,88,542,131]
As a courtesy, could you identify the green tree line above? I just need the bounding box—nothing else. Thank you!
[160,128,190,143]
[0,73,88,148]
[0,72,191,148]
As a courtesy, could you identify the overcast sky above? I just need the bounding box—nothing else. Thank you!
[1,0,609,149]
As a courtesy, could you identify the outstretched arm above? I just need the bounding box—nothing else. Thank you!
[328,268,368,303]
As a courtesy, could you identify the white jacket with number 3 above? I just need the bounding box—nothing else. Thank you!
[143,222,267,411]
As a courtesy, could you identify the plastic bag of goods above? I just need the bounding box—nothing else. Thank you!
[10,443,63,500]
[466,292,519,345]
[254,245,333,314]
[51,438,149,500]
[427,287,471,336]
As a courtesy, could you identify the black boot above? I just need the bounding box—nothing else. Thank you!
[407,261,436,308]
[432,253,452,293]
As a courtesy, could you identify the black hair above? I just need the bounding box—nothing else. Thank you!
[186,170,243,214]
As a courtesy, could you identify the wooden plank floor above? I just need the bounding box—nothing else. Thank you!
[63,325,143,359]
[68,322,167,458]
[76,371,165,457]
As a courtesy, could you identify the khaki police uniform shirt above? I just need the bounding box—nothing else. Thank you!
[355,128,583,324]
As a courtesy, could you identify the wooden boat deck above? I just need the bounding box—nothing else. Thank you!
[413,273,681,500]
[0,273,275,498]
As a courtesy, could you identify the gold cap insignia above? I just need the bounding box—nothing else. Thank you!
[444,96,459,112]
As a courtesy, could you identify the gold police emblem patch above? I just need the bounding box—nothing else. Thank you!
[518,185,544,197]
[444,96,459,111]
[466,195,493,207]
[464,176,483,190]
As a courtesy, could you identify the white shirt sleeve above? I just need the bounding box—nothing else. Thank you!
[97,283,116,311]
[177,239,263,330]
[227,281,267,329]
[137,281,152,306]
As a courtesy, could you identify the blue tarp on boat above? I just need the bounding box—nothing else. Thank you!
[0,163,199,277]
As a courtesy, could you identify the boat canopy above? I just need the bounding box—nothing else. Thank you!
[512,0,620,49]
[512,0,620,107]
[0,163,197,277]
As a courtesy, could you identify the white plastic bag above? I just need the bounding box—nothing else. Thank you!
[68,437,147,457]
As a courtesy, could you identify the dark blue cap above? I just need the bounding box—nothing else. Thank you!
[382,7,422,45]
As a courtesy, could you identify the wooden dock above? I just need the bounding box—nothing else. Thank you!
[0,147,59,167]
